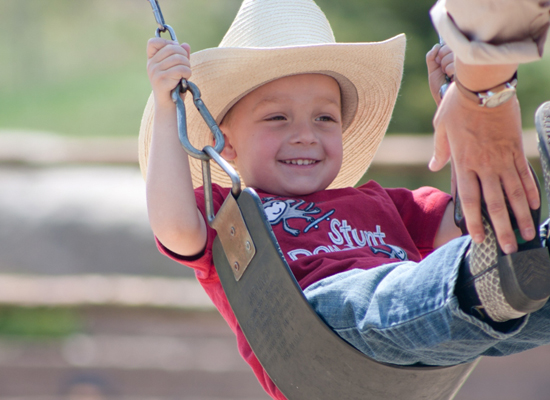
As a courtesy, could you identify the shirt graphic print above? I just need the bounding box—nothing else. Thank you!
[261,196,408,262]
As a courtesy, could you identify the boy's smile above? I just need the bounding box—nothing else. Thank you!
[220,74,343,196]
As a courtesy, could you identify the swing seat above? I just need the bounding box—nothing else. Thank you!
[212,187,478,400]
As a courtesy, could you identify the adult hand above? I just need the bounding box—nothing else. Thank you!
[430,79,539,254]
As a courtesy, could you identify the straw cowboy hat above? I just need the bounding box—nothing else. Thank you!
[139,0,406,189]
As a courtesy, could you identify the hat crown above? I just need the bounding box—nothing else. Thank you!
[219,0,336,48]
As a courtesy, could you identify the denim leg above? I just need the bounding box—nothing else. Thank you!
[304,235,539,366]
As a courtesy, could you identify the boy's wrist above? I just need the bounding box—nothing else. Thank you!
[153,95,178,112]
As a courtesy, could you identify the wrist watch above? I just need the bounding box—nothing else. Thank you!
[454,72,518,108]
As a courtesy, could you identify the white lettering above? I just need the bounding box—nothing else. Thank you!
[286,221,393,262]
[351,229,367,247]
[288,249,312,261]
[339,220,354,247]
[367,231,378,246]
[328,219,344,245]
[313,246,332,255]
[375,225,386,244]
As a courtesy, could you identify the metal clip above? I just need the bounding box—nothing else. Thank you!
[172,81,225,161]
[148,0,166,31]
[148,0,178,41]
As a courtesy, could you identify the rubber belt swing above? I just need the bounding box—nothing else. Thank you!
[146,2,479,398]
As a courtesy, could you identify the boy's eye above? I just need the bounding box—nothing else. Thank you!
[266,115,286,121]
[316,115,336,122]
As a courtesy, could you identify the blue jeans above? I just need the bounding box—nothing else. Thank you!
[304,235,550,366]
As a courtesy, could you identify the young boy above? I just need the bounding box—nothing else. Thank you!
[139,0,550,398]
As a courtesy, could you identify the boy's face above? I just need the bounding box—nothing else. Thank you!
[220,74,343,196]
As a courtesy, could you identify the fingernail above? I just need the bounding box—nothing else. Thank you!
[473,234,484,243]
[523,227,536,240]
[503,244,517,254]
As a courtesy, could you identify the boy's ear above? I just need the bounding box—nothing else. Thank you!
[219,133,237,160]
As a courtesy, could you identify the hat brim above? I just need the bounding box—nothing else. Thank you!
[139,34,406,189]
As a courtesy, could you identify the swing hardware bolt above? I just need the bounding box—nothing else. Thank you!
[230,226,236,236]
[233,262,240,272]
[246,241,251,251]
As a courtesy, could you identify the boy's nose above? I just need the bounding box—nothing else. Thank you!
[291,122,318,145]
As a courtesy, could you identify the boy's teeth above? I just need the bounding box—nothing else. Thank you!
[284,159,315,165]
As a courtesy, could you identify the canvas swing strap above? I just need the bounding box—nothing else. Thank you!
[145,2,478,399]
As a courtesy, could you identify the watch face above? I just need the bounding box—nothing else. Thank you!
[483,88,516,108]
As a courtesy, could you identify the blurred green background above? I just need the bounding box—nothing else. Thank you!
[1,0,549,140]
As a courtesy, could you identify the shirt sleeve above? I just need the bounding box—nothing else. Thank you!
[430,0,549,65]
[385,186,452,258]
[155,184,230,281]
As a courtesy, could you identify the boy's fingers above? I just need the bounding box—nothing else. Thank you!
[426,44,440,68]
[426,43,440,58]
[440,51,454,66]
[181,43,191,58]
[147,37,179,59]
[148,44,190,74]
[438,44,453,58]
[149,57,192,88]
[156,53,191,72]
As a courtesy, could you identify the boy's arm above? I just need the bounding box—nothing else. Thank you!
[145,38,207,257]
[433,200,462,249]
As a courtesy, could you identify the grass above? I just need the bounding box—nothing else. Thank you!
[0,306,81,339]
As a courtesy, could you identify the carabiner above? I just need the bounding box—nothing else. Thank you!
[172,81,224,160]
[148,0,178,41]
[148,0,166,32]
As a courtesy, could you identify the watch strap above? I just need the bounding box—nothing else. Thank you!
[454,72,518,106]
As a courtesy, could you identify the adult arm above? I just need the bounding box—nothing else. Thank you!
[431,0,549,66]
[429,0,550,254]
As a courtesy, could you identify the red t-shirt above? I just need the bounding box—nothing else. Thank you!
[157,181,451,400]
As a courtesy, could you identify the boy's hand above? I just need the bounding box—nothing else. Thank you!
[147,38,191,108]
[426,43,455,106]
